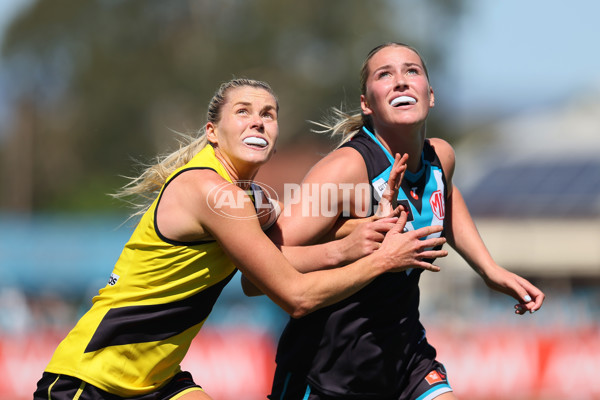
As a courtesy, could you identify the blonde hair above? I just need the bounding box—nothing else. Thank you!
[310,107,364,148]
[314,42,429,148]
[113,78,278,217]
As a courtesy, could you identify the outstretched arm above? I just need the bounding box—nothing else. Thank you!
[445,186,544,314]
[431,137,545,314]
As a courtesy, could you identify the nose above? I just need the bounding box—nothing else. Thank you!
[250,114,264,131]
[393,74,408,90]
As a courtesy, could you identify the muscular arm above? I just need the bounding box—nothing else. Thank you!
[254,147,382,277]
[269,147,371,246]
[159,169,441,318]
[241,147,447,295]
[241,149,378,296]
[431,138,545,314]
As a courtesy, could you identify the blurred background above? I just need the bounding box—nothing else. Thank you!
[1,1,599,399]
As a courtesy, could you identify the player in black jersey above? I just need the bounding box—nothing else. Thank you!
[258,43,545,400]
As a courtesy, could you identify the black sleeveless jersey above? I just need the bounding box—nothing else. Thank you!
[273,128,448,398]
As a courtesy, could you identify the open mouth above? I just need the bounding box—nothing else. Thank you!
[390,96,417,107]
[243,136,268,148]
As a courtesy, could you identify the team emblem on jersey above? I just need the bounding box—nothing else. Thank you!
[430,190,445,220]
[410,187,419,200]
[425,370,445,385]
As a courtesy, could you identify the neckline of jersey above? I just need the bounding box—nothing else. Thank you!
[361,126,425,181]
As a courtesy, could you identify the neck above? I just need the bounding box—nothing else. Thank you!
[213,147,259,185]
[371,124,425,173]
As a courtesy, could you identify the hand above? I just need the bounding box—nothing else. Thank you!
[375,153,408,218]
[482,267,545,315]
[378,211,448,273]
[337,217,400,262]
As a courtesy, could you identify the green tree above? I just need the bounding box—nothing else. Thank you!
[0,0,464,212]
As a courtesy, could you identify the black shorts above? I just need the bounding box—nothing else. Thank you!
[269,362,452,400]
[33,371,203,400]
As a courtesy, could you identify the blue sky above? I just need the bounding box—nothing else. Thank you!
[444,0,600,121]
[1,0,599,125]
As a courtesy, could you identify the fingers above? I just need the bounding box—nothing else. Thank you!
[514,304,530,315]
[413,224,443,238]
[361,218,399,239]
[522,280,545,311]
[389,153,403,179]
[531,290,545,311]
[395,210,408,232]
[381,153,407,208]
[389,153,401,185]
[386,205,403,218]
[515,291,545,315]
[371,217,399,226]
[396,153,408,178]
[390,153,408,191]
[512,278,545,315]
[417,236,447,249]
[514,299,535,315]
[414,261,441,272]
[417,249,448,260]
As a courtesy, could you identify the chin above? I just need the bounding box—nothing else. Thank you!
[391,115,426,127]
[244,153,272,166]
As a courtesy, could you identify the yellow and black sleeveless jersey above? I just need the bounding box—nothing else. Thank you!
[45,145,239,397]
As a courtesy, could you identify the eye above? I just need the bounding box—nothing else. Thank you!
[261,108,277,120]
[236,108,249,115]
[376,70,392,79]
[407,68,419,76]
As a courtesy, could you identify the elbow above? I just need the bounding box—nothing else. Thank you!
[281,291,315,319]
[264,276,321,318]
[289,303,312,319]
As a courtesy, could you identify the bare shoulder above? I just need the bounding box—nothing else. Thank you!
[429,137,455,161]
[166,168,227,204]
[429,137,456,181]
[304,146,367,185]
[157,168,233,241]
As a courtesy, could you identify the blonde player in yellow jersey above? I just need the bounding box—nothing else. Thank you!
[33,78,448,400]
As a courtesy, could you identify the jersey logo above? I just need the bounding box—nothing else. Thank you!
[108,272,120,286]
[410,187,419,200]
[425,370,444,385]
[372,177,387,200]
[430,190,445,220]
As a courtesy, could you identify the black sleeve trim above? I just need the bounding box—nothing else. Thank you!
[154,167,219,246]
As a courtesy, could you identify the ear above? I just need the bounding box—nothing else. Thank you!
[429,86,435,108]
[206,122,218,145]
[360,94,373,116]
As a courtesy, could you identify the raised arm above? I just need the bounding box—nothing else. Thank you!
[431,138,545,314]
